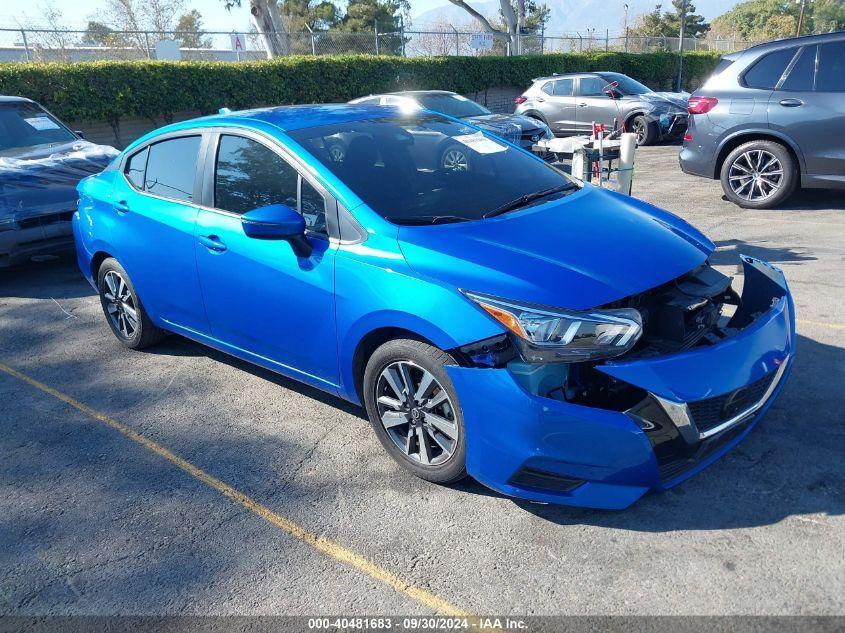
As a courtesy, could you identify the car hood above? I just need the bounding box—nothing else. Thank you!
[463,114,546,143]
[397,186,714,310]
[0,140,118,223]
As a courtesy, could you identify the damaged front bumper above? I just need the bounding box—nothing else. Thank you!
[446,256,794,509]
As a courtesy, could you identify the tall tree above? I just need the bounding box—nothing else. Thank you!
[446,0,536,54]
[631,1,710,39]
[709,0,799,40]
[175,10,212,48]
[223,0,290,57]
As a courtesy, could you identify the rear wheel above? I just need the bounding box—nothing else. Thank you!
[97,258,165,350]
[363,339,467,484]
[720,140,797,209]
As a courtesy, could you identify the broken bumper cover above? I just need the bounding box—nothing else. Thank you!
[446,257,794,509]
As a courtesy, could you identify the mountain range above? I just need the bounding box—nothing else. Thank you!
[411,0,742,36]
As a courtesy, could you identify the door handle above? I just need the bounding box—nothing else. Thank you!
[578,102,588,107]
[779,98,803,107]
[198,234,227,253]
[113,200,130,214]
[535,97,545,102]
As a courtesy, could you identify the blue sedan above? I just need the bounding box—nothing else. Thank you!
[73,104,794,509]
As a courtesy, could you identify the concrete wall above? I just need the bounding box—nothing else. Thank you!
[68,86,523,149]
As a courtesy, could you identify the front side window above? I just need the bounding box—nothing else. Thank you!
[144,136,201,202]
[578,77,609,97]
[598,73,651,95]
[744,48,797,90]
[817,41,845,91]
[214,134,297,214]
[288,114,576,225]
[0,101,77,156]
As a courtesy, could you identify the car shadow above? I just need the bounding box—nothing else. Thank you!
[0,254,94,300]
[720,187,845,211]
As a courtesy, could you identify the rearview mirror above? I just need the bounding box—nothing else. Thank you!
[241,204,312,257]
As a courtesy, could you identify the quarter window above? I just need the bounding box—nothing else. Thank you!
[144,136,201,202]
[744,48,797,90]
[817,41,845,91]
[124,146,148,190]
[300,179,327,234]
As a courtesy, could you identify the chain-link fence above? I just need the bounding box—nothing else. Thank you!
[0,27,760,63]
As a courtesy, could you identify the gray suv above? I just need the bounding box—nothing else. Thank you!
[514,72,690,145]
[680,32,845,209]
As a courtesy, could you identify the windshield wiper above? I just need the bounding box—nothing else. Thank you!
[483,183,578,219]
[389,215,471,225]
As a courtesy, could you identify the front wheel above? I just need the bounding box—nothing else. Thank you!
[720,140,797,209]
[363,339,467,484]
[630,115,657,145]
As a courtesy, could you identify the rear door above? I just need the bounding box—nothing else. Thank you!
[111,134,209,333]
[537,78,576,134]
[575,75,616,132]
[769,41,845,184]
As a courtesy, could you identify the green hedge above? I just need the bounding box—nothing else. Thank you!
[0,52,722,125]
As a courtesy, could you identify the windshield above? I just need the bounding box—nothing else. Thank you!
[415,94,491,119]
[599,73,653,95]
[0,102,77,156]
[288,114,576,225]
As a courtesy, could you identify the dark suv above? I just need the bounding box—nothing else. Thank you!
[680,32,845,209]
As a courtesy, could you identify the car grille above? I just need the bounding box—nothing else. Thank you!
[687,371,777,435]
[16,210,74,230]
[658,417,754,482]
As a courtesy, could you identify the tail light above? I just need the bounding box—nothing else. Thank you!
[683,133,693,141]
[688,96,718,114]
[514,96,527,105]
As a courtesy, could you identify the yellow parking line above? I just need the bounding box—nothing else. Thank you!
[797,318,845,331]
[0,361,469,617]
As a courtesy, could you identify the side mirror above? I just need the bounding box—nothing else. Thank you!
[75,130,86,139]
[241,204,312,257]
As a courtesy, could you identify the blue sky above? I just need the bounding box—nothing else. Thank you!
[2,0,451,30]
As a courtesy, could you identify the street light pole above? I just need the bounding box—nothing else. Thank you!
[675,0,687,92]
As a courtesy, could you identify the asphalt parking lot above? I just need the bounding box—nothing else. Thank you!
[1,145,843,617]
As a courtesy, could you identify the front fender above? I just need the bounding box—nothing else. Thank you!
[334,236,503,404]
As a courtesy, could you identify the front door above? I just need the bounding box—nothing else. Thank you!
[575,76,617,133]
[194,132,338,390]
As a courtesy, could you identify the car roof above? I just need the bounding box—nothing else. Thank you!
[351,90,457,101]
[0,96,35,104]
[145,103,405,136]
[532,72,601,82]
[740,29,845,55]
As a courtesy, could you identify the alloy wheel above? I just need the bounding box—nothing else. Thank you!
[375,361,459,467]
[102,270,138,338]
[728,149,783,202]
[442,148,469,172]
[633,119,646,144]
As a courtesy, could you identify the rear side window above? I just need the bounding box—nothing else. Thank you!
[743,48,797,89]
[124,147,148,190]
[817,41,845,91]
[144,136,201,202]
[578,77,607,97]
[780,45,817,91]
[552,78,574,96]
[711,57,735,77]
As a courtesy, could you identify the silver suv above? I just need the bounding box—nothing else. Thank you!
[515,72,689,145]
[680,32,845,209]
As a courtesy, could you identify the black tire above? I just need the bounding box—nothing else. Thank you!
[97,257,166,350]
[630,114,657,146]
[720,140,798,209]
[363,338,467,484]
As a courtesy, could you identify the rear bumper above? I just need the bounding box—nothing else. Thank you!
[446,256,794,509]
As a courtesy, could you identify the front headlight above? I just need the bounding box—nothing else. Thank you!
[463,291,642,363]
